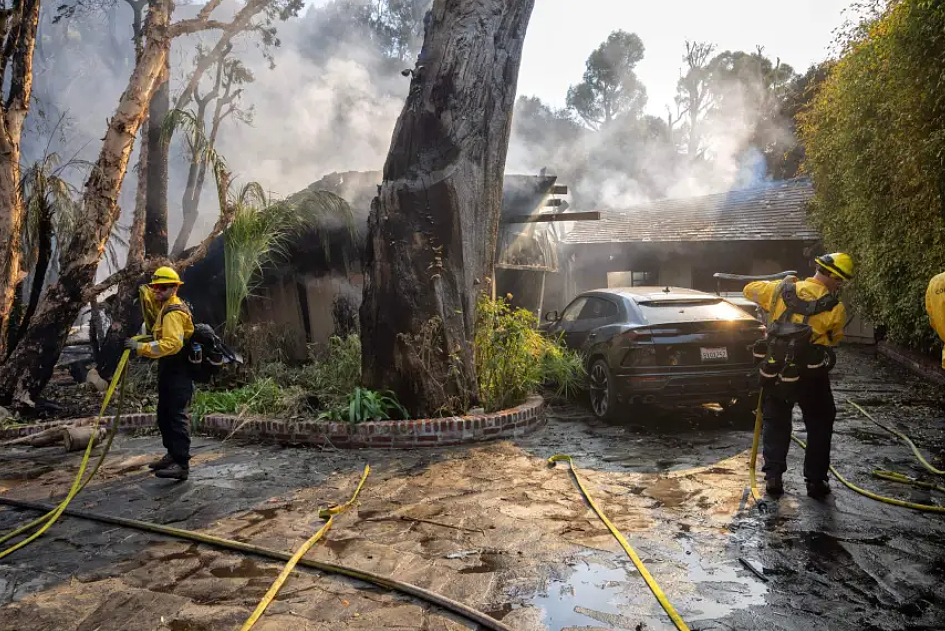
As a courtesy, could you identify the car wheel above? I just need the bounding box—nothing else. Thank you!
[588,359,618,420]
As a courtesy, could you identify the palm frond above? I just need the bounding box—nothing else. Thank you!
[223,182,295,338]
[18,152,87,278]
[163,107,228,174]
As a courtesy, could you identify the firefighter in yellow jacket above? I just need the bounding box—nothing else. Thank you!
[125,266,195,480]
[744,253,852,499]
[926,272,945,369]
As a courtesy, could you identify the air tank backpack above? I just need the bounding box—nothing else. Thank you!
[751,278,838,401]
[161,304,240,383]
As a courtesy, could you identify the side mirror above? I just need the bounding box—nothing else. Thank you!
[544,310,559,323]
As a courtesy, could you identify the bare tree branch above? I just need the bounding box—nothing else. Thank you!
[171,0,271,106]
[196,0,225,21]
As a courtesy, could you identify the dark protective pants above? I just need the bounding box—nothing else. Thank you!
[157,354,194,467]
[762,375,836,483]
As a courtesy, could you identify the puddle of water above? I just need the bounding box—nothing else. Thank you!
[675,535,768,622]
[530,560,636,631]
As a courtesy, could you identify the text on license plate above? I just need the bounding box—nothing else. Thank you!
[700,347,728,361]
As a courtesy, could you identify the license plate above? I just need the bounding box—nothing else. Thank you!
[700,347,728,362]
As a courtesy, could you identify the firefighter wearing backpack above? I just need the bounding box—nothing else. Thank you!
[124,266,195,481]
[744,253,853,499]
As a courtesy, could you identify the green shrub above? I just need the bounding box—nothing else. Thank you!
[800,0,945,354]
[317,386,407,424]
[191,378,306,423]
[475,296,585,412]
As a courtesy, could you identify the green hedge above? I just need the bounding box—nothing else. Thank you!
[800,0,945,354]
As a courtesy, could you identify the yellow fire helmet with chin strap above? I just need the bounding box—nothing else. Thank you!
[815,253,854,281]
[150,266,183,286]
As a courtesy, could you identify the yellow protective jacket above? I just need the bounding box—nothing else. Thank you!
[136,286,194,360]
[744,276,846,347]
[925,272,945,368]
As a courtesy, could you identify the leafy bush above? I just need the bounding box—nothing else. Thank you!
[475,296,585,412]
[206,334,373,424]
[799,0,945,354]
[317,387,408,424]
[191,378,307,423]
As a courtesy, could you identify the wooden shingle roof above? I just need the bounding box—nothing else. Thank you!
[563,178,818,244]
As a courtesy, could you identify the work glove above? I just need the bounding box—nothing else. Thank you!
[123,338,138,352]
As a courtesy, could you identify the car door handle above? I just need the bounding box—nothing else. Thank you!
[588,332,597,339]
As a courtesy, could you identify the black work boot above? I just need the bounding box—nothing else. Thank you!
[806,479,831,499]
[765,476,784,496]
[154,463,189,481]
[148,454,175,471]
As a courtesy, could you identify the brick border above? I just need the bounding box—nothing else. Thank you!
[0,413,157,442]
[1,397,546,449]
[201,395,546,448]
[876,341,945,387]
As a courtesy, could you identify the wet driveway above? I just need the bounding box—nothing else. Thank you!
[1,346,943,630]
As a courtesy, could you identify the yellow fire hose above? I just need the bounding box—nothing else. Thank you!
[548,454,691,631]
[748,392,764,508]
[871,469,945,494]
[239,465,370,631]
[747,392,945,513]
[0,495,516,631]
[846,399,945,476]
[0,349,131,559]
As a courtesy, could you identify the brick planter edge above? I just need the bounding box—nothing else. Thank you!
[1,396,547,448]
[0,413,158,441]
[876,340,945,387]
[201,395,546,448]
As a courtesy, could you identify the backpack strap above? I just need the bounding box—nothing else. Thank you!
[773,279,796,325]
[160,302,192,325]
[780,282,839,320]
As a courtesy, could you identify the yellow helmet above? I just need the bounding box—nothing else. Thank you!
[150,266,183,286]
[815,253,853,281]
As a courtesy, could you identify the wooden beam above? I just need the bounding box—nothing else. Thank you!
[503,211,600,224]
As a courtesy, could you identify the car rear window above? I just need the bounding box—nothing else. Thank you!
[637,299,749,324]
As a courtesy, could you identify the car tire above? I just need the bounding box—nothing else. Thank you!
[588,359,619,420]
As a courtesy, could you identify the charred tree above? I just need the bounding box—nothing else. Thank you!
[359,0,535,417]
[94,0,150,378]
[144,58,170,257]
[0,0,42,358]
[0,0,252,405]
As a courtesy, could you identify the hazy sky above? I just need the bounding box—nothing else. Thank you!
[518,0,854,116]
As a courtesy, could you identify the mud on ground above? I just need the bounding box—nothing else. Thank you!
[1,346,944,631]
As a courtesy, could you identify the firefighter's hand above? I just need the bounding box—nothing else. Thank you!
[123,338,138,352]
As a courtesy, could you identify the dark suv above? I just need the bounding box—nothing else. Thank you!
[542,287,764,420]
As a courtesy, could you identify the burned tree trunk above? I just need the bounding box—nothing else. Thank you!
[0,0,42,358]
[0,0,173,406]
[359,0,534,417]
[144,61,170,257]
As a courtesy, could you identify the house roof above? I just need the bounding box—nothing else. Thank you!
[562,178,818,245]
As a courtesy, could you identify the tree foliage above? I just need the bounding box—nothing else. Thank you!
[566,30,647,130]
[800,0,945,352]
